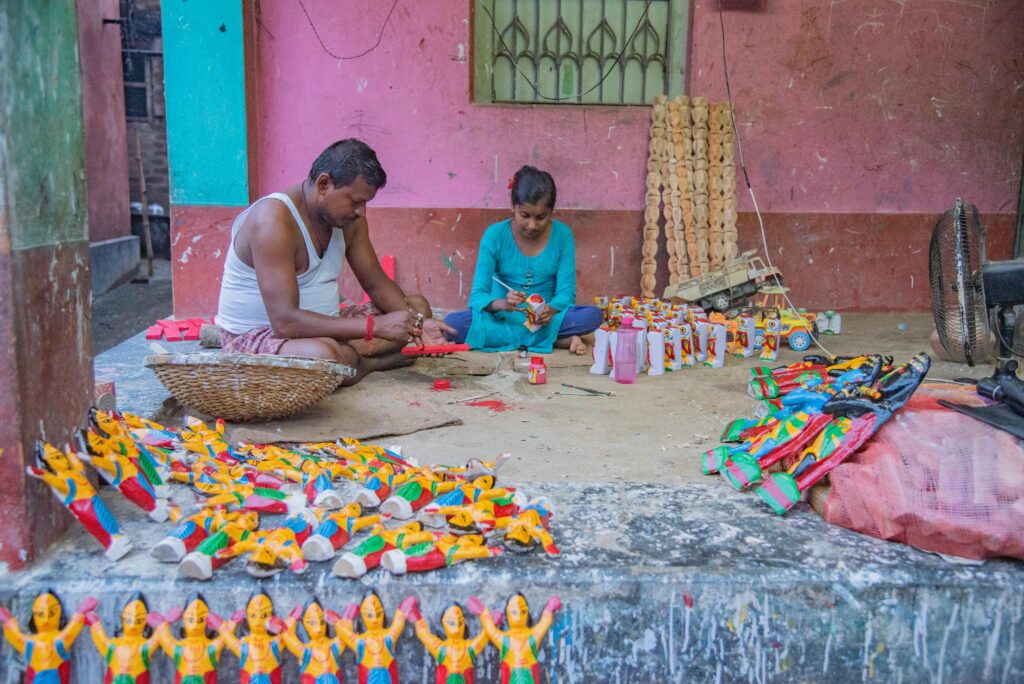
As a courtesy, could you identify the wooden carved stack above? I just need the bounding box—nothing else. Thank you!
[641,96,739,298]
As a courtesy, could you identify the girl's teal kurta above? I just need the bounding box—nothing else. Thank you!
[465,219,577,352]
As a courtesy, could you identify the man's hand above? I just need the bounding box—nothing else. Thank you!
[535,306,558,327]
[420,318,455,346]
[374,310,418,343]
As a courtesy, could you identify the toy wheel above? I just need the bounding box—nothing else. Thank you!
[788,330,811,351]
[712,293,730,310]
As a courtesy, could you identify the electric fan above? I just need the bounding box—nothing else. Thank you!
[929,198,1024,437]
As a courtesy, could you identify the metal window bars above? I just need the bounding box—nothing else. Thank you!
[477,0,680,105]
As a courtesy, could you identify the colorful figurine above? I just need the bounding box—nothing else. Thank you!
[0,590,98,684]
[155,591,227,684]
[214,510,319,578]
[381,533,501,575]
[219,591,287,684]
[280,600,346,684]
[335,592,417,684]
[380,472,459,519]
[409,601,490,684]
[77,431,171,522]
[760,318,781,361]
[332,522,436,578]
[178,511,261,580]
[301,502,382,561]
[86,408,171,483]
[28,442,133,560]
[86,592,161,684]
[467,594,562,684]
[152,506,246,563]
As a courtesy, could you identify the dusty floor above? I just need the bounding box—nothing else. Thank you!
[382,312,993,485]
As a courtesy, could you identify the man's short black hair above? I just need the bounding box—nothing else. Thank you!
[309,139,387,190]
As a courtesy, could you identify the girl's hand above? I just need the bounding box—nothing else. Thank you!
[535,306,558,327]
[506,289,526,309]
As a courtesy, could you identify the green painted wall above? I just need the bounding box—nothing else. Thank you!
[161,0,249,206]
[0,1,88,250]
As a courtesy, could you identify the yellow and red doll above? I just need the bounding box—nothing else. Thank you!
[335,591,417,684]
[219,591,287,684]
[0,589,98,684]
[410,600,490,684]
[468,593,562,684]
[280,599,346,684]
[154,591,227,684]
[86,592,162,684]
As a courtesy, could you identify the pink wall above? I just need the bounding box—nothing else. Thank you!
[77,0,131,243]
[251,0,1022,215]
[689,0,1024,214]
[165,0,1023,317]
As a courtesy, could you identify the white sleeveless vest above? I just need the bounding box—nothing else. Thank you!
[216,192,346,334]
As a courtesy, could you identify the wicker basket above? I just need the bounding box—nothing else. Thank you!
[144,353,357,422]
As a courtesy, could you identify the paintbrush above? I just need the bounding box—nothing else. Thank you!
[492,275,518,292]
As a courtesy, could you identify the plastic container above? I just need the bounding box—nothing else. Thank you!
[528,357,547,385]
[613,328,639,384]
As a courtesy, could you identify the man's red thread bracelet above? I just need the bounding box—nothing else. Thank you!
[365,315,375,341]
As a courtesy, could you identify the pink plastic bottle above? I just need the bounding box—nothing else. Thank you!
[528,356,547,385]
[613,328,639,384]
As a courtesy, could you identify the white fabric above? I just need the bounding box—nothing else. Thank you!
[216,192,346,334]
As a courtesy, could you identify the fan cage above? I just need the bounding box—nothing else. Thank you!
[928,199,992,366]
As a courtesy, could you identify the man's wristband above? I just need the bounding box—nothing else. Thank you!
[365,315,375,341]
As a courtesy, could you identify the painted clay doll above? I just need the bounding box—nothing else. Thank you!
[86,408,171,481]
[77,430,171,522]
[410,600,491,684]
[335,592,417,684]
[280,600,346,684]
[178,511,261,580]
[86,592,162,684]
[332,522,436,578]
[301,502,382,561]
[381,533,501,575]
[380,472,459,519]
[467,593,562,684]
[219,591,287,684]
[193,479,306,515]
[155,591,227,684]
[0,590,98,684]
[152,505,247,563]
[214,510,319,578]
[28,442,133,560]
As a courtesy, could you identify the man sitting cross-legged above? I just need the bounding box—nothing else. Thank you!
[216,138,453,384]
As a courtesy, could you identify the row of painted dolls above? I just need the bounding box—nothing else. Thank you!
[1,587,561,684]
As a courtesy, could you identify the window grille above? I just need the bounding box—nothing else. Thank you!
[473,0,688,105]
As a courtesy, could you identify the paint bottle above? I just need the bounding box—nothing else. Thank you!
[528,357,547,385]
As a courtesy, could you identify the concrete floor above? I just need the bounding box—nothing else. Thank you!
[5,310,1020,682]
[91,258,172,354]
[390,312,991,486]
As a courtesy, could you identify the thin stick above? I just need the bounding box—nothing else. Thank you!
[446,393,497,403]
[561,383,614,396]
[133,129,154,277]
[492,275,516,292]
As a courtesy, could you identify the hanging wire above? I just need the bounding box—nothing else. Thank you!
[297,0,402,60]
[477,0,656,102]
[717,2,834,357]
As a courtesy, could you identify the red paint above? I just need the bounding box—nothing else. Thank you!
[683,593,694,609]
[466,400,515,412]
[401,344,470,356]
